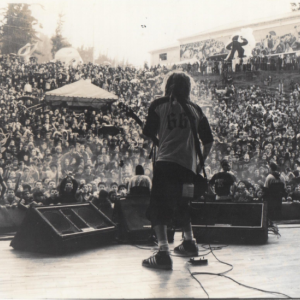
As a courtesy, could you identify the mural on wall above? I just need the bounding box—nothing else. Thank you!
[252,25,300,56]
[180,39,227,61]
[179,25,300,61]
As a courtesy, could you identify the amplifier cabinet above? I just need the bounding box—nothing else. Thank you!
[114,195,152,243]
[113,195,175,243]
[190,202,268,244]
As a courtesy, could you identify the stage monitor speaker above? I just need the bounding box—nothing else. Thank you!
[113,195,152,243]
[10,203,117,253]
[190,201,268,244]
[113,195,175,243]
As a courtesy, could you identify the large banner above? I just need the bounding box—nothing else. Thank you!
[180,22,300,60]
[252,26,300,56]
[180,39,227,61]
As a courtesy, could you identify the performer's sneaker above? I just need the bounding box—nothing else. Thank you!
[174,239,199,256]
[142,251,173,270]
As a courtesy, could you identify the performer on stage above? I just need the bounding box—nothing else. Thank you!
[142,72,214,270]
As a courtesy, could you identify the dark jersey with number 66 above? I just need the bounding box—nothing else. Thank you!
[143,96,213,174]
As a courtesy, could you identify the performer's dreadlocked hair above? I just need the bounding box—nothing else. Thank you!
[165,72,191,103]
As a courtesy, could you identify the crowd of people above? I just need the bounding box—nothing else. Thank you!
[0,53,166,210]
[0,51,300,216]
[206,83,300,204]
[178,53,300,76]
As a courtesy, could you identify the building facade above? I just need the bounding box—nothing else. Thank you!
[149,11,300,67]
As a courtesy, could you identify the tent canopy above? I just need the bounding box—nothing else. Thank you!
[45,79,118,109]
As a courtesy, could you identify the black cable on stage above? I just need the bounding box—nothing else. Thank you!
[186,199,290,298]
[132,244,158,251]
[131,236,292,298]
[205,243,233,275]
[186,242,291,299]
[131,203,290,298]
[187,263,292,299]
[186,264,209,298]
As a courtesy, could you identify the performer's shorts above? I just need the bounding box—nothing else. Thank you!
[146,161,194,227]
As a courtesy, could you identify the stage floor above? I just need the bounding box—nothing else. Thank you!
[0,226,300,299]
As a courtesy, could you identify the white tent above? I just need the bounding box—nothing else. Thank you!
[45,79,118,109]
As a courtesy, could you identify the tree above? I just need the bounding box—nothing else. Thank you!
[35,33,53,63]
[95,52,123,66]
[50,13,71,58]
[77,45,94,63]
[0,4,40,54]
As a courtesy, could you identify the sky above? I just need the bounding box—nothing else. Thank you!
[0,0,294,65]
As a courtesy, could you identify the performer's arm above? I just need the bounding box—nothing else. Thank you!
[203,142,213,162]
[143,102,159,146]
[198,116,214,162]
[240,38,248,47]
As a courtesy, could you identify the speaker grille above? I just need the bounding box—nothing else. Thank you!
[42,211,79,234]
[60,209,89,230]
[191,203,263,227]
[74,207,109,229]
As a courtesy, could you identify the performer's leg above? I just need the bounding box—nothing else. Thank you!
[142,223,173,270]
[174,221,198,256]
[153,224,169,252]
[174,203,198,257]
[142,162,174,270]
[182,222,194,241]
